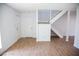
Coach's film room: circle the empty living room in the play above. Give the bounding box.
[0,3,79,56]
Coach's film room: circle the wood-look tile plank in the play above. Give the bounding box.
[2,37,79,56]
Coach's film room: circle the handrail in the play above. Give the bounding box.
[49,10,67,24]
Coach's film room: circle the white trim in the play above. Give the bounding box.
[36,8,38,41]
[66,11,70,41]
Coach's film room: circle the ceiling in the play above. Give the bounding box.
[6,3,78,12]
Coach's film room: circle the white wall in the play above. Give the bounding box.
[38,10,50,23]
[0,4,20,54]
[74,6,79,48]
[0,4,2,49]
[20,11,36,38]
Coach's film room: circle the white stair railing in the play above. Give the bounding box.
[50,10,67,24]
[50,10,67,38]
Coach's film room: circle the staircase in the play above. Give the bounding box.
[38,9,67,39]
[50,10,67,38]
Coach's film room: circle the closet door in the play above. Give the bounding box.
[37,24,51,41]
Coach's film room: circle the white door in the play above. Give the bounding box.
[37,24,51,41]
